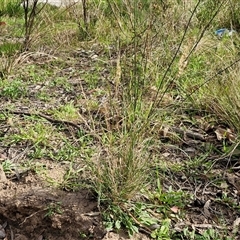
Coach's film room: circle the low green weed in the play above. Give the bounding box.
[45,202,62,218]
[50,77,72,90]
[28,145,47,159]
[0,79,27,99]
[147,177,189,213]
[60,164,86,191]
[51,102,79,122]
[133,202,159,228]
[103,204,138,237]
[181,227,234,240]
[0,42,21,56]
[2,159,15,175]
[151,219,171,240]
[8,120,55,146]
[0,0,23,17]
[48,140,81,162]
[36,91,51,101]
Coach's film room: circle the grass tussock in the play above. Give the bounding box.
[92,133,150,203]
[204,65,240,132]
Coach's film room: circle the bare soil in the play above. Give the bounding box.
[0,171,105,239]
[0,161,151,240]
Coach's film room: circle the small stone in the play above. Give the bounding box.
[90,54,98,60]
[0,229,6,238]
[14,234,28,240]
[0,165,7,183]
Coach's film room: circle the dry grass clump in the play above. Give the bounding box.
[89,132,151,204]
[203,64,240,133]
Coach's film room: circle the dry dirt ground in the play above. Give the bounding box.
[0,172,103,239]
[0,167,150,240]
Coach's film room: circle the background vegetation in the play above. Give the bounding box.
[0,0,240,239]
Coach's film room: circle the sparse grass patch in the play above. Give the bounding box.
[50,77,72,91]
[0,79,27,99]
[0,42,21,56]
[0,0,23,17]
[2,159,16,175]
[203,65,240,133]
[60,163,86,191]
[51,102,79,122]
[9,120,55,146]
[48,139,82,162]
[36,90,51,101]
[1,0,240,239]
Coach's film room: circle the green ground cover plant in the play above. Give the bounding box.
[0,0,240,239]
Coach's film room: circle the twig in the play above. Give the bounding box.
[19,209,45,226]
[4,110,82,130]
[171,127,206,141]
[1,109,102,142]
[9,224,14,240]
[127,211,152,235]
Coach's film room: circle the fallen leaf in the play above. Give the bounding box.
[0,165,7,182]
[215,127,226,141]
[232,217,240,234]
[214,127,236,143]
[162,152,171,158]
[203,200,211,219]
[220,181,228,189]
[7,117,14,126]
[170,206,179,214]
[163,126,170,138]
[0,22,6,26]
